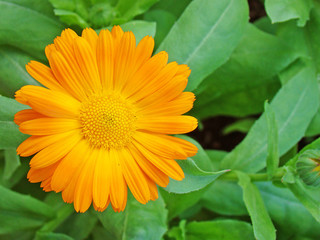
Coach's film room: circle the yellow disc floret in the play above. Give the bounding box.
[80,94,137,149]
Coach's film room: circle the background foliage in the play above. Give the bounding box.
[1,0,320,239]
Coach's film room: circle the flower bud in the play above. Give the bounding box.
[296,149,320,187]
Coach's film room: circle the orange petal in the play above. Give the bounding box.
[17,130,80,157]
[82,28,98,53]
[18,85,81,118]
[131,36,154,74]
[109,148,127,212]
[133,140,185,181]
[97,29,114,91]
[119,148,150,204]
[27,161,60,183]
[14,109,45,126]
[26,61,65,92]
[136,116,198,134]
[29,130,82,169]
[93,148,111,208]
[20,118,81,135]
[133,131,188,159]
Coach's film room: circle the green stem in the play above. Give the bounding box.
[220,167,285,182]
[39,204,74,232]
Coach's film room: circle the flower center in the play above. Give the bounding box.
[80,95,137,149]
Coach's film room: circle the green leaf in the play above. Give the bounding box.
[285,175,320,222]
[0,0,64,60]
[157,0,248,91]
[35,232,73,240]
[201,180,247,216]
[144,9,176,48]
[237,171,276,240]
[114,0,159,24]
[0,185,55,234]
[265,0,313,27]
[222,118,256,135]
[3,149,20,180]
[194,23,298,118]
[0,47,39,97]
[96,193,167,240]
[257,182,320,237]
[167,220,186,240]
[202,180,320,238]
[221,65,319,172]
[0,121,28,150]
[160,187,206,220]
[0,95,29,121]
[55,211,98,240]
[53,9,89,28]
[205,150,228,171]
[165,158,227,194]
[264,101,279,179]
[306,109,320,137]
[182,220,255,240]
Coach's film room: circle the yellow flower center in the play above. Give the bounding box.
[80,95,137,149]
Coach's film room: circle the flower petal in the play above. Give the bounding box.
[20,118,81,135]
[14,109,45,126]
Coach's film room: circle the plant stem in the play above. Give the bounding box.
[220,167,285,182]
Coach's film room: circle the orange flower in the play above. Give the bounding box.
[14,26,198,213]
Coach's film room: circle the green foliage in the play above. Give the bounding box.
[1,0,320,239]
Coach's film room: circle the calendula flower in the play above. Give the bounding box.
[14,26,198,213]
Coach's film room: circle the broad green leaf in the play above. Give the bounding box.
[277,2,320,72]
[0,157,28,188]
[194,78,280,118]
[0,95,28,121]
[205,149,228,172]
[265,0,313,27]
[0,0,64,60]
[114,0,159,24]
[0,121,27,149]
[149,0,191,18]
[201,180,247,216]
[3,149,20,180]
[285,175,320,222]
[55,211,98,240]
[254,16,276,35]
[0,186,55,234]
[144,9,176,48]
[306,110,320,137]
[221,65,319,172]
[35,232,73,240]
[0,47,39,97]
[257,182,320,237]
[237,171,276,240]
[100,20,156,43]
[194,23,298,118]
[165,158,227,194]
[157,0,248,91]
[202,181,320,238]
[264,102,279,179]
[183,220,254,240]
[160,187,206,220]
[96,193,167,240]
[222,118,255,135]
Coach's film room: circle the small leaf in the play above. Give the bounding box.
[157,0,249,91]
[35,232,73,240]
[165,158,227,194]
[0,121,28,150]
[96,193,167,240]
[53,9,90,28]
[0,186,55,234]
[114,0,159,24]
[0,0,64,60]
[0,95,28,121]
[182,220,255,240]
[264,101,279,179]
[237,171,276,240]
[3,149,20,180]
[265,0,313,27]
[222,118,256,135]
